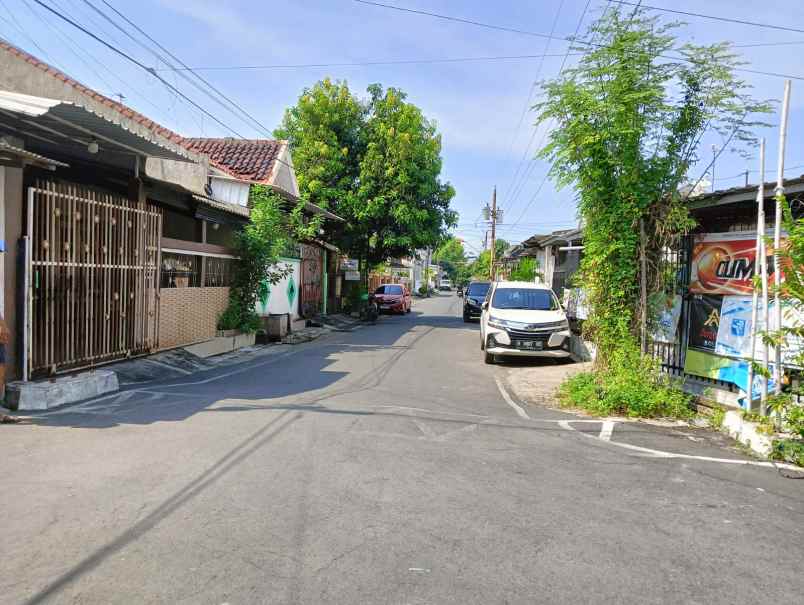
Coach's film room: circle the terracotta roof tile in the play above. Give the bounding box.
[1,39,185,145]
[182,138,285,183]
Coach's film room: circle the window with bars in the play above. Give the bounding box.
[161,253,201,288]
[205,257,236,287]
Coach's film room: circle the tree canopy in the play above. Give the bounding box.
[536,8,770,359]
[276,79,457,272]
[433,237,467,282]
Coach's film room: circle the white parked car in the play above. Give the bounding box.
[479,281,572,364]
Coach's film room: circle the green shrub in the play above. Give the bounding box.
[709,407,726,431]
[559,345,693,419]
[418,284,429,296]
[771,438,804,467]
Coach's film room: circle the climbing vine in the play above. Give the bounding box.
[536,8,770,363]
[217,186,292,333]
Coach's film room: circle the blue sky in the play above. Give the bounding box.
[2,0,803,255]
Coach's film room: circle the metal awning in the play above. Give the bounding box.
[0,90,194,162]
[0,140,68,170]
[192,193,250,220]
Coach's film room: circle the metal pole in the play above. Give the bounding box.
[757,139,770,411]
[711,145,717,192]
[747,228,761,410]
[773,79,791,395]
[489,186,497,281]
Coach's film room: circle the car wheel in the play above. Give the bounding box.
[484,351,495,364]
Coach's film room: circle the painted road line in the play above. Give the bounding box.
[560,420,804,472]
[599,420,615,441]
[494,377,530,420]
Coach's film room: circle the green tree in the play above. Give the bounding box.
[470,239,509,279]
[218,186,292,332]
[536,8,770,361]
[276,80,457,279]
[274,79,364,241]
[433,236,467,282]
[510,257,541,282]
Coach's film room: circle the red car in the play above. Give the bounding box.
[374,284,412,314]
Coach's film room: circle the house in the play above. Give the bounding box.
[502,228,583,295]
[0,40,339,386]
[181,138,344,321]
[647,176,804,406]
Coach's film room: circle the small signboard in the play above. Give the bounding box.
[342,259,359,271]
[344,270,361,281]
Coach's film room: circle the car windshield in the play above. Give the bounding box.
[466,283,490,297]
[376,285,403,295]
[492,288,558,310]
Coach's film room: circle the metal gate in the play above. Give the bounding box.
[647,235,734,390]
[299,243,323,318]
[25,180,161,378]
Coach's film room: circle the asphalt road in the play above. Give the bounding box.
[2,294,803,604]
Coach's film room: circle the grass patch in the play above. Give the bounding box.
[771,438,804,467]
[559,346,693,419]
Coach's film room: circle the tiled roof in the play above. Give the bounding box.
[0,39,184,145]
[181,138,285,183]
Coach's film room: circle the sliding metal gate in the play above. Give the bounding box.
[25,180,162,378]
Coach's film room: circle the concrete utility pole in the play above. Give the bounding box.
[489,186,497,280]
[773,80,791,396]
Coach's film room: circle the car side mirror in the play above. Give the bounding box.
[482,302,488,310]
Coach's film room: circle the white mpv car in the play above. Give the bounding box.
[479,281,572,364]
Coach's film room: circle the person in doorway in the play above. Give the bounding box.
[0,312,19,423]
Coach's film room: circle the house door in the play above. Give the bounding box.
[299,243,323,318]
[25,179,161,378]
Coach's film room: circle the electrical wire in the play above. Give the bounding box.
[31,0,247,138]
[149,52,586,71]
[612,1,804,35]
[498,0,567,213]
[90,0,274,138]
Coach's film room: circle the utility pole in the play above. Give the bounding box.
[773,80,791,397]
[489,186,497,280]
[711,144,718,192]
[482,188,502,280]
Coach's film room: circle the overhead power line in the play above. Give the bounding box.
[612,1,804,35]
[90,0,273,137]
[150,52,586,71]
[353,0,804,83]
[31,0,246,137]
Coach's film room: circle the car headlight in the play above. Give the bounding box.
[487,315,509,329]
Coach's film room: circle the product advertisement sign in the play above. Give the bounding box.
[689,231,782,296]
[687,294,722,352]
[716,295,804,367]
[652,294,682,344]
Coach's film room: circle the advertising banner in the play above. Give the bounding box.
[716,295,804,367]
[688,294,722,352]
[689,231,781,296]
[651,294,682,344]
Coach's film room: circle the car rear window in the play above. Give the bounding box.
[491,288,558,310]
[376,285,403,295]
[467,283,490,297]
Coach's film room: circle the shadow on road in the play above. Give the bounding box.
[30,302,475,430]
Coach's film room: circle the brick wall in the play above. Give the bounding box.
[158,287,229,350]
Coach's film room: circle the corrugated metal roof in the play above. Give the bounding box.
[192,194,250,219]
[0,90,195,162]
[0,140,68,168]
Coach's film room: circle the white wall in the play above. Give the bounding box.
[255,258,301,319]
[210,177,250,207]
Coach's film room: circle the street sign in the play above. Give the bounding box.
[344,270,360,281]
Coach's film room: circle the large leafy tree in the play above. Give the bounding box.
[536,8,770,360]
[276,80,456,275]
[470,239,509,279]
[433,236,467,282]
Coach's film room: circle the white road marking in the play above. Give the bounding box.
[599,420,615,441]
[494,377,530,420]
[560,420,804,471]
